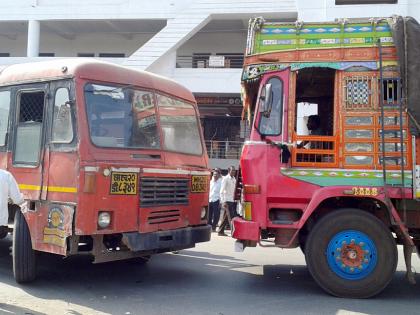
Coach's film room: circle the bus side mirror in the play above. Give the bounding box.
[259,83,273,118]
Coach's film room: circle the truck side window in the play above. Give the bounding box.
[52,88,73,143]
[0,90,11,147]
[258,77,283,136]
[14,91,45,165]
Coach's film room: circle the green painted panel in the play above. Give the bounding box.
[251,21,394,54]
[281,168,412,188]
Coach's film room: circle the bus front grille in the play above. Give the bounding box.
[140,177,189,207]
[147,209,181,225]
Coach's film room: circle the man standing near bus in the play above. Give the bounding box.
[208,168,222,232]
[0,169,24,235]
[218,166,237,236]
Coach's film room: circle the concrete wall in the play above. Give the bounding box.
[0,0,194,20]
[0,33,155,57]
[297,0,418,21]
[177,31,247,56]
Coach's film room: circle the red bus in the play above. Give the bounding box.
[0,59,211,282]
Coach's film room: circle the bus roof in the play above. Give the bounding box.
[0,58,195,103]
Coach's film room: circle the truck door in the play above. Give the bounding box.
[252,69,290,146]
[8,84,49,201]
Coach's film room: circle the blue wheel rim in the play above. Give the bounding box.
[326,230,377,280]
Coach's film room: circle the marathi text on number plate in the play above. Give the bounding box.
[110,172,138,195]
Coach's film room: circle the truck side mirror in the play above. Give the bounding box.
[259,83,273,118]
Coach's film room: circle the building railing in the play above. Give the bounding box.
[205,140,244,159]
[176,54,244,69]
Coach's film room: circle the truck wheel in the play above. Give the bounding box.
[305,209,397,298]
[13,210,37,283]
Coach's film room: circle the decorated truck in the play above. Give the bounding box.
[0,59,211,283]
[233,16,420,298]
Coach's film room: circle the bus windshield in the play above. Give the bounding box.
[84,83,203,155]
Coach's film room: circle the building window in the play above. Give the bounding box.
[336,0,397,4]
[78,53,95,57]
[39,53,55,57]
[98,53,125,58]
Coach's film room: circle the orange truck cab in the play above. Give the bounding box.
[0,59,211,283]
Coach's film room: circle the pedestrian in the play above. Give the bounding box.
[208,168,222,232]
[218,166,237,236]
[0,169,24,236]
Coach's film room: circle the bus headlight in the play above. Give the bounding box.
[200,207,207,220]
[98,211,111,229]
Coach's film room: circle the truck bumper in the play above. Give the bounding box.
[232,217,260,241]
[122,225,211,252]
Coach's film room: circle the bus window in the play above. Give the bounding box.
[14,91,45,165]
[157,94,203,155]
[0,90,10,147]
[52,88,73,143]
[84,83,160,149]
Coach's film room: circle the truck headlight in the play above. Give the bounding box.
[98,211,111,229]
[201,207,207,220]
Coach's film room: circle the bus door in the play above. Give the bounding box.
[8,83,49,201]
[0,87,12,169]
[43,80,77,202]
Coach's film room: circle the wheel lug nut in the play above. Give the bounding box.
[365,250,369,254]
[359,242,365,246]
[342,241,347,245]
[350,267,354,272]
[336,248,341,252]
[364,259,369,263]
[336,256,341,261]
[351,239,355,244]
[341,264,346,268]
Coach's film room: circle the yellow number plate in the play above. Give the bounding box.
[351,187,378,197]
[110,172,138,195]
[191,176,208,193]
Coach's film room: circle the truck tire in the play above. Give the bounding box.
[305,209,397,298]
[13,210,37,283]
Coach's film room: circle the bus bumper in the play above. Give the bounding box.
[232,217,259,241]
[122,225,211,252]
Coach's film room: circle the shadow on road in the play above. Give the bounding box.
[0,303,46,315]
[1,236,420,315]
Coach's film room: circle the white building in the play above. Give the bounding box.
[0,0,418,168]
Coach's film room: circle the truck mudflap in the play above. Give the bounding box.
[232,217,259,241]
[122,225,211,252]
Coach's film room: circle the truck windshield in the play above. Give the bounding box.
[84,84,203,155]
[85,83,160,149]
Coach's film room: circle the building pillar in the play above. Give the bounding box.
[27,20,40,57]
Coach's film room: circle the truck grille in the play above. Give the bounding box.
[140,177,189,207]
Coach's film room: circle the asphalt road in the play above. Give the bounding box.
[0,233,420,315]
